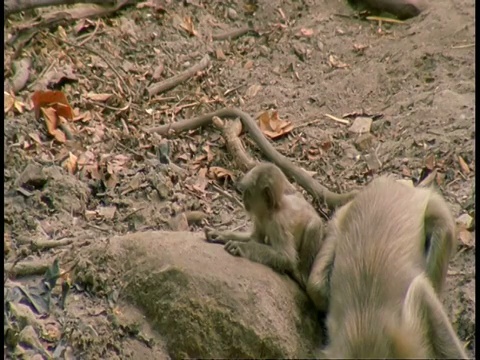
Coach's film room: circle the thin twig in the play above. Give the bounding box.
[324,113,350,125]
[147,54,211,96]
[211,182,243,208]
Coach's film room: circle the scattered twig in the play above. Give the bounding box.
[77,19,101,46]
[147,54,211,97]
[366,16,406,25]
[4,0,115,19]
[212,116,257,172]
[324,113,350,125]
[211,182,243,208]
[295,118,324,129]
[48,33,132,113]
[212,26,256,41]
[451,44,475,49]
[31,238,74,251]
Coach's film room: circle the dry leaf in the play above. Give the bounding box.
[85,93,113,102]
[348,117,372,134]
[63,152,78,174]
[328,55,349,68]
[245,84,262,98]
[180,16,198,36]
[458,156,471,175]
[28,133,43,145]
[4,92,26,114]
[73,111,92,122]
[97,206,117,220]
[458,229,474,248]
[300,28,314,37]
[52,129,67,143]
[257,110,294,139]
[41,107,59,134]
[209,166,234,181]
[244,60,254,70]
[32,90,73,120]
[424,154,436,171]
[353,43,368,53]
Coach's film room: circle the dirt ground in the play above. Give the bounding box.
[4,0,475,358]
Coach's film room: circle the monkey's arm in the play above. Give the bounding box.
[225,239,299,281]
[403,274,468,359]
[204,228,252,244]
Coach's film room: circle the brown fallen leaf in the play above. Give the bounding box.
[257,110,294,139]
[41,107,66,143]
[180,16,198,36]
[300,28,314,37]
[328,54,349,69]
[209,166,234,181]
[4,91,26,114]
[97,206,117,220]
[32,90,73,121]
[63,152,78,174]
[245,84,262,98]
[457,228,474,248]
[458,155,471,175]
[424,154,436,171]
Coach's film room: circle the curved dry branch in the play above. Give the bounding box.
[145,107,358,209]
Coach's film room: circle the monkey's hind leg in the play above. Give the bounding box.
[306,231,336,313]
[402,273,469,359]
[423,192,456,294]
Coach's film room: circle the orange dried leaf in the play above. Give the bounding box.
[32,90,73,120]
[4,92,26,114]
[41,107,59,135]
[458,156,471,175]
[180,16,197,36]
[63,152,78,174]
[52,129,67,143]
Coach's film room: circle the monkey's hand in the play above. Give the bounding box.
[204,228,228,244]
[224,240,248,258]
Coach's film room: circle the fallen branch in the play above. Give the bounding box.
[31,238,74,251]
[5,0,115,19]
[5,259,51,278]
[212,116,257,172]
[147,54,211,97]
[145,108,358,209]
[212,26,256,41]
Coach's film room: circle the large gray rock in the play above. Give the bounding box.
[103,231,321,359]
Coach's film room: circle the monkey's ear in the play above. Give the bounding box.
[262,185,277,209]
[402,274,468,359]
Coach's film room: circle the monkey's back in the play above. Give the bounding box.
[329,177,432,324]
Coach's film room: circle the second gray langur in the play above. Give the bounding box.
[306,176,467,359]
